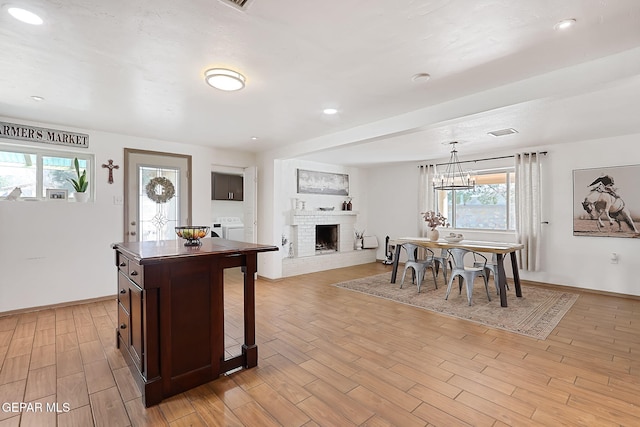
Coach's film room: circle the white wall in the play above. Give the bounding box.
[0,117,255,312]
[365,134,640,296]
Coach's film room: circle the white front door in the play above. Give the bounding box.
[124,149,191,242]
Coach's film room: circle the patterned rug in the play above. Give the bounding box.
[334,272,579,340]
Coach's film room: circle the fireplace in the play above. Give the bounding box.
[316,225,338,253]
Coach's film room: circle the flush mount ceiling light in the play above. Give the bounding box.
[204,68,246,91]
[412,73,431,83]
[7,7,43,25]
[322,108,338,115]
[30,95,45,102]
[433,141,476,191]
[554,18,576,30]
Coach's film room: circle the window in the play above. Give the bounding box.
[0,145,93,200]
[436,168,515,231]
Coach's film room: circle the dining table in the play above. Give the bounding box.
[389,237,524,307]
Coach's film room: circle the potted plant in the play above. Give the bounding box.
[68,157,89,202]
[421,211,449,241]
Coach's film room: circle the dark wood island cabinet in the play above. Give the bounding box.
[112,238,278,407]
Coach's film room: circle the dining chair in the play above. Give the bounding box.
[446,248,491,305]
[400,243,437,293]
[432,248,451,285]
[473,253,509,295]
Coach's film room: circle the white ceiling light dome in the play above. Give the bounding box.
[7,7,43,25]
[204,68,246,91]
[554,18,576,30]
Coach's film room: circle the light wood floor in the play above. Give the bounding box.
[1,262,639,426]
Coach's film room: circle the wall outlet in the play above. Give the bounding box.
[610,253,619,264]
[113,195,124,205]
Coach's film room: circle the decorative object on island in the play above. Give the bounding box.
[175,226,210,246]
[67,157,89,202]
[354,228,365,250]
[112,238,278,407]
[297,169,349,195]
[433,141,476,191]
[422,211,449,241]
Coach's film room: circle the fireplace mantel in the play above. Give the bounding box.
[290,209,358,217]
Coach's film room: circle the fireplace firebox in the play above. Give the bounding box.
[316,225,338,253]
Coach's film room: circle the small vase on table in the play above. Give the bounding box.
[427,228,440,241]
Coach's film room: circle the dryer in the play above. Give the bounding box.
[213,217,244,241]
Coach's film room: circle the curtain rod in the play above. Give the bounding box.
[419,151,547,168]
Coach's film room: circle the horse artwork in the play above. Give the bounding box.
[573,165,640,238]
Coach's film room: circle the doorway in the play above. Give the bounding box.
[124,149,192,242]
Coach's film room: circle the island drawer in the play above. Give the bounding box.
[118,302,130,348]
[117,273,130,313]
[128,261,144,287]
[117,253,129,275]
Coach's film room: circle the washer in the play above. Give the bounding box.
[211,223,222,238]
[214,217,244,241]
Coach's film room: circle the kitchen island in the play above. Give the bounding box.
[112,238,278,407]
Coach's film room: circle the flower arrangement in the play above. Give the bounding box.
[421,211,449,231]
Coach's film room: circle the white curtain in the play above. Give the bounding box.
[515,153,543,271]
[418,165,436,237]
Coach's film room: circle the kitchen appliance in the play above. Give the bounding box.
[211,223,222,237]
[213,217,245,241]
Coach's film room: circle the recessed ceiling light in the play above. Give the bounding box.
[323,108,338,115]
[250,136,258,141]
[554,18,576,30]
[8,7,43,25]
[488,128,518,137]
[412,73,431,83]
[204,68,246,91]
[30,95,45,102]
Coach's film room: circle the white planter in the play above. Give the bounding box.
[73,192,90,203]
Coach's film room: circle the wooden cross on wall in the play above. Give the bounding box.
[102,159,119,184]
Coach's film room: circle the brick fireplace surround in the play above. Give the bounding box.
[282,210,376,277]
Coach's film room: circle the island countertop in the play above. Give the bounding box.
[112,237,278,265]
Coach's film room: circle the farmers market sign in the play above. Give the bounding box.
[0,121,89,148]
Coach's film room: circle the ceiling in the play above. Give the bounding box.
[1,0,640,167]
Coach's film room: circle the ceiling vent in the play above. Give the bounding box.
[218,0,253,11]
[488,128,518,137]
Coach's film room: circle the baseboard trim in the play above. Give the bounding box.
[519,278,640,300]
[0,295,116,318]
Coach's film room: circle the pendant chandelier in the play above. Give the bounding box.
[433,142,476,191]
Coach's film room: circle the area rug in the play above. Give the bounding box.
[334,272,579,340]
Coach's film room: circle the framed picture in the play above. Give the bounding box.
[297,169,349,196]
[573,164,640,238]
[46,189,68,201]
